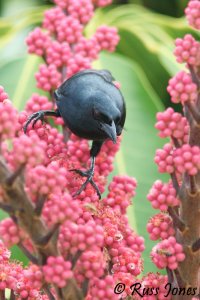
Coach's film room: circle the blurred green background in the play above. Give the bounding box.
[0,0,197,274]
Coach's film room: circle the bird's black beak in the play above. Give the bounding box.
[101,120,117,143]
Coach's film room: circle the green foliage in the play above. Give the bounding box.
[127,0,188,17]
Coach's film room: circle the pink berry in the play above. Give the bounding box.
[0,86,8,102]
[0,100,18,140]
[26,27,50,56]
[155,107,189,143]
[94,25,120,52]
[43,7,66,33]
[185,0,200,30]
[25,93,53,114]
[35,64,61,91]
[147,212,175,240]
[151,237,185,270]
[74,37,100,60]
[92,0,112,7]
[56,16,83,44]
[147,180,180,211]
[43,256,73,288]
[67,0,94,24]
[46,41,72,67]
[154,143,175,174]
[173,144,200,175]
[167,71,197,104]
[174,34,200,66]
[66,54,91,78]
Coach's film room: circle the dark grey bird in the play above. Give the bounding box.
[24,69,126,198]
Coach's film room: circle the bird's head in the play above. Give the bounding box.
[92,104,121,144]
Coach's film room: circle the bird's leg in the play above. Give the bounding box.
[70,141,103,199]
[23,109,61,133]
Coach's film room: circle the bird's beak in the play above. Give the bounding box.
[101,120,117,143]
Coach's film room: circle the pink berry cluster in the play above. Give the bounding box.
[142,273,171,300]
[147,212,175,240]
[74,250,106,283]
[154,143,175,174]
[0,240,43,297]
[26,0,119,87]
[0,239,10,262]
[0,99,18,140]
[173,144,200,175]
[43,256,73,288]
[174,34,200,66]
[58,220,104,256]
[9,133,47,169]
[185,0,200,30]
[25,93,53,114]
[155,107,189,143]
[151,237,185,270]
[42,194,82,225]
[25,161,67,201]
[87,275,118,300]
[35,64,62,91]
[112,248,142,276]
[26,27,50,56]
[103,175,137,213]
[147,180,180,211]
[155,143,200,176]
[0,218,27,248]
[92,0,112,7]
[0,86,8,102]
[167,70,197,104]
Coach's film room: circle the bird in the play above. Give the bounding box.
[24,69,126,198]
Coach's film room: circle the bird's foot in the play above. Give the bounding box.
[70,168,101,199]
[23,111,45,133]
[23,110,60,133]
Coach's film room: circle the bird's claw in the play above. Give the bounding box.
[70,168,101,199]
[23,111,45,133]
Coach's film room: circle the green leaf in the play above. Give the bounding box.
[95,52,168,274]
[0,6,48,50]
[0,54,47,110]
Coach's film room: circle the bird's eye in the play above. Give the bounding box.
[93,108,112,125]
[115,116,120,125]
[100,113,112,125]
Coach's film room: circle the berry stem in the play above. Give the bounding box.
[185,101,200,124]
[189,175,197,195]
[168,207,186,232]
[81,279,89,297]
[174,268,185,288]
[0,291,5,300]
[170,172,180,194]
[36,223,60,247]
[18,241,39,264]
[188,64,200,88]
[171,136,181,148]
[192,237,200,252]
[10,290,16,300]
[5,164,25,186]
[34,195,47,216]
[43,284,56,300]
